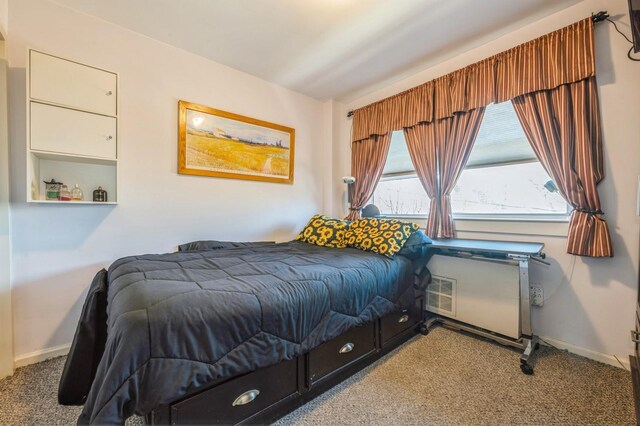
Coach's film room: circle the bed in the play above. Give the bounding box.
[59,239,431,425]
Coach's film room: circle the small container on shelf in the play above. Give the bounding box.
[59,184,71,201]
[71,184,84,201]
[93,186,108,202]
[43,179,63,200]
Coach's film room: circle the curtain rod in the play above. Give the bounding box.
[346,11,608,119]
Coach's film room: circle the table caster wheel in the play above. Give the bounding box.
[419,325,429,336]
[520,363,534,375]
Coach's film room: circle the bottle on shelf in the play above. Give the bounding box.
[43,179,62,200]
[59,184,71,201]
[71,184,84,201]
[93,186,108,202]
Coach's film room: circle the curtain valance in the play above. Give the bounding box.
[351,82,434,145]
[351,18,595,143]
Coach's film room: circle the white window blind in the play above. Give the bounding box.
[381,102,537,174]
[381,131,413,175]
[466,102,537,167]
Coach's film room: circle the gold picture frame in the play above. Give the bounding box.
[178,101,295,184]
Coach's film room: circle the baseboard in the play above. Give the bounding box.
[10,335,631,372]
[539,335,630,371]
[14,343,71,368]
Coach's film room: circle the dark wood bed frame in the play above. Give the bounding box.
[146,291,427,425]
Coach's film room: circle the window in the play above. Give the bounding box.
[374,175,430,215]
[372,102,569,219]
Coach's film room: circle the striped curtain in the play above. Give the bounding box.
[351,19,595,143]
[349,18,611,256]
[352,82,434,144]
[512,77,612,257]
[345,134,392,221]
[404,124,440,237]
[435,108,486,239]
[404,108,486,240]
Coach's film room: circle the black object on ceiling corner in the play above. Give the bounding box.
[592,11,609,23]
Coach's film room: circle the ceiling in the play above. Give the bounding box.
[51,0,583,102]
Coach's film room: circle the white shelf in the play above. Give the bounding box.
[30,150,117,166]
[30,149,118,166]
[30,153,117,204]
[29,200,117,205]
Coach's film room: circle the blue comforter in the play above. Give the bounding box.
[60,241,419,424]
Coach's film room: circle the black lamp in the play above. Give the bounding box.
[362,204,381,218]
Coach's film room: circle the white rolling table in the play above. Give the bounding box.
[422,238,547,375]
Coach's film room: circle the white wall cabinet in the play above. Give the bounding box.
[27,50,118,204]
[30,102,117,159]
[30,50,117,116]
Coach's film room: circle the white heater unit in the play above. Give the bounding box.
[427,254,521,339]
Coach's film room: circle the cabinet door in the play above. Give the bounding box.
[30,50,117,116]
[30,102,117,160]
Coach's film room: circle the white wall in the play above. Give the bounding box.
[7,0,327,360]
[321,99,349,216]
[0,0,7,39]
[0,45,13,378]
[331,100,350,215]
[336,0,640,364]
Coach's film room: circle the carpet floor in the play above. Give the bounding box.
[0,327,635,425]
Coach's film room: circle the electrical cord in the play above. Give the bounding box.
[607,17,633,43]
[541,255,576,304]
[605,17,640,62]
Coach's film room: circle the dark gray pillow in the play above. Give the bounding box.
[397,230,432,259]
[178,240,275,252]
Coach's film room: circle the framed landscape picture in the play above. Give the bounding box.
[178,101,295,184]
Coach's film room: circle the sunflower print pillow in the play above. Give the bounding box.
[345,218,420,258]
[296,214,349,248]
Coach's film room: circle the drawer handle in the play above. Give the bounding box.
[339,342,354,354]
[631,330,640,343]
[232,389,260,406]
[106,136,113,141]
[106,91,113,96]
[398,314,409,324]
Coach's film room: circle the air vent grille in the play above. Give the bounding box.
[427,276,456,316]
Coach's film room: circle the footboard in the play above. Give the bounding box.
[147,293,424,425]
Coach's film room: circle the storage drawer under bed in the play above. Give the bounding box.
[169,358,298,425]
[149,308,423,425]
[308,322,376,384]
[380,297,423,345]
